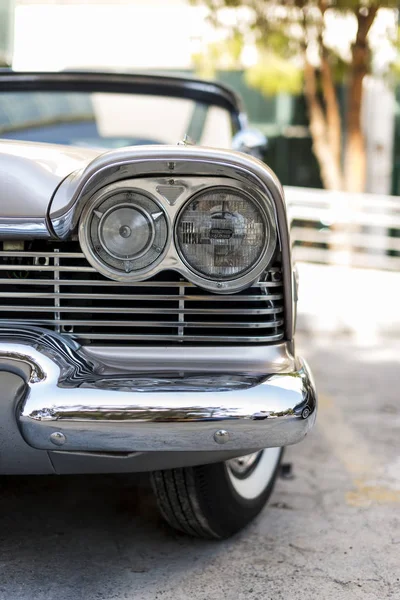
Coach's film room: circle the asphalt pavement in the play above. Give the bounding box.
[0,334,399,600]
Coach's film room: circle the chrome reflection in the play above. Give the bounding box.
[0,217,50,239]
[0,325,317,454]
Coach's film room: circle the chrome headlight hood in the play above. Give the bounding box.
[0,140,100,238]
[49,144,285,238]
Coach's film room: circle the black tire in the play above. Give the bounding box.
[150,448,284,539]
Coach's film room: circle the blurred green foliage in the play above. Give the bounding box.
[190,0,399,94]
[245,52,303,95]
[192,32,244,78]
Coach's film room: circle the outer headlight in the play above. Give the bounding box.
[175,186,276,292]
[79,187,169,281]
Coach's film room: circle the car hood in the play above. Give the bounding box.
[0,140,102,219]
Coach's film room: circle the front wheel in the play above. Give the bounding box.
[150,447,283,539]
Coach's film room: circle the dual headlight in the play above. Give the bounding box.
[79,184,277,293]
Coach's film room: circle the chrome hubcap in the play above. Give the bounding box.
[226,447,281,500]
[226,451,262,477]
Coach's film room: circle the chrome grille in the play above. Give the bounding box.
[0,243,285,344]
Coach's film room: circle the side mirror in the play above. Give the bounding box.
[232,128,268,160]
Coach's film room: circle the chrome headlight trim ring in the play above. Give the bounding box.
[79,184,171,282]
[174,185,277,293]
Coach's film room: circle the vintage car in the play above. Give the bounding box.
[0,71,316,539]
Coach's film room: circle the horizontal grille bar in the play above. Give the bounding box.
[0,251,87,258]
[0,264,95,272]
[0,305,284,315]
[61,332,285,343]
[0,278,282,288]
[21,319,285,329]
[0,246,285,345]
[0,291,284,302]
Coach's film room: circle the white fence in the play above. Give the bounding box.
[285,186,400,271]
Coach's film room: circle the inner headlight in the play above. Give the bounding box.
[175,186,276,287]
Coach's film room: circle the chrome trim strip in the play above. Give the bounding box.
[0,305,283,315]
[0,139,98,235]
[0,217,50,239]
[0,290,283,303]
[8,319,285,329]
[61,332,285,343]
[0,326,316,453]
[0,279,282,288]
[0,264,94,273]
[0,291,283,301]
[81,343,295,374]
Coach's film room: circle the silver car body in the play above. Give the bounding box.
[0,72,316,475]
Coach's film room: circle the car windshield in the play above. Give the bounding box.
[0,91,235,150]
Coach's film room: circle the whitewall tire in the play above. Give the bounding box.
[150,447,283,539]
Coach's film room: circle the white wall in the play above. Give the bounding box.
[296,262,400,342]
[364,78,396,195]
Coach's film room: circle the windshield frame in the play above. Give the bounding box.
[0,70,243,150]
[0,70,243,122]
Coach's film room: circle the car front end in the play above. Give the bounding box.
[0,72,316,538]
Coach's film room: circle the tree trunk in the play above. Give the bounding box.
[304,60,343,190]
[344,126,366,193]
[343,45,367,192]
[321,51,342,169]
[343,6,378,193]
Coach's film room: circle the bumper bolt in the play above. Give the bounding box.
[214,429,230,444]
[50,432,66,446]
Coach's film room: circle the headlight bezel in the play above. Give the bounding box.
[174,184,277,293]
[78,176,277,293]
[79,184,171,282]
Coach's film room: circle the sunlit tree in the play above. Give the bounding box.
[191,1,398,192]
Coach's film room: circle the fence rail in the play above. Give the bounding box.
[285,186,400,270]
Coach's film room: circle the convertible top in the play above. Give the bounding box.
[0,70,244,117]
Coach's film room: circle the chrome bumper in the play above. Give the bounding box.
[0,327,317,454]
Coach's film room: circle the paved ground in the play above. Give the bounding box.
[0,334,399,599]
